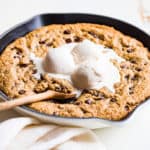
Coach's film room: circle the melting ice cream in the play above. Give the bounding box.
[30,40,124,93]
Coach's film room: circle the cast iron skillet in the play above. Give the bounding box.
[0,13,150,128]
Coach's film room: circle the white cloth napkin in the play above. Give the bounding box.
[0,117,106,150]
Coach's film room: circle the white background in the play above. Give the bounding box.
[0,0,150,150]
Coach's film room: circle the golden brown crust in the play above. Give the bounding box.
[0,23,150,120]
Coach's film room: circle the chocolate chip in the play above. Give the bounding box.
[65,38,72,43]
[88,31,98,38]
[52,80,56,84]
[74,36,82,42]
[39,40,46,44]
[82,89,90,93]
[14,55,20,59]
[120,64,128,69]
[127,49,134,53]
[58,105,64,109]
[98,34,105,40]
[11,48,15,51]
[135,67,142,72]
[16,51,22,55]
[19,64,28,67]
[120,65,125,69]
[32,69,37,74]
[55,87,62,92]
[46,42,53,47]
[15,47,22,54]
[30,60,34,64]
[85,99,93,104]
[125,74,130,80]
[18,90,26,95]
[53,112,58,115]
[129,87,133,90]
[131,74,139,81]
[125,105,129,111]
[130,59,136,64]
[129,87,134,94]
[40,74,44,80]
[63,30,71,34]
[75,101,81,105]
[110,98,117,102]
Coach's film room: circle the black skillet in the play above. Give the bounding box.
[0,13,149,128]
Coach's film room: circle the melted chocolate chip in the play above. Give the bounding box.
[14,55,20,59]
[65,38,72,43]
[53,112,58,115]
[131,74,139,81]
[82,89,90,93]
[125,105,129,111]
[55,87,62,92]
[46,42,53,47]
[129,87,134,94]
[135,67,142,72]
[74,36,82,42]
[32,69,37,74]
[125,74,130,80]
[85,99,93,104]
[130,59,137,64]
[52,80,56,84]
[88,31,98,38]
[39,40,46,44]
[30,60,34,64]
[127,49,134,53]
[63,30,71,34]
[75,101,81,105]
[19,64,28,67]
[40,74,44,80]
[18,90,26,95]
[98,34,105,40]
[120,64,128,69]
[15,47,22,54]
[110,98,117,102]
[129,87,133,90]
[16,51,22,55]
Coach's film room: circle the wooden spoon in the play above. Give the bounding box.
[0,90,76,111]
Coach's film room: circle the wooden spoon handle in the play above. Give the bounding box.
[0,91,75,111]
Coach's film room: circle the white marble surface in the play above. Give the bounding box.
[0,0,150,149]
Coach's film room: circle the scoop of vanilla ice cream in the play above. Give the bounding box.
[43,43,76,74]
[70,40,123,91]
[71,59,101,89]
[30,39,124,93]
[71,56,121,91]
[71,40,102,63]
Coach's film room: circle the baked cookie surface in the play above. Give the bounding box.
[0,23,150,120]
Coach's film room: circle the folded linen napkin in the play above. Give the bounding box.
[0,117,106,150]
